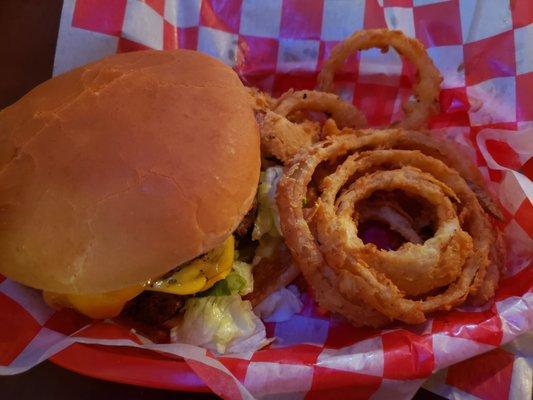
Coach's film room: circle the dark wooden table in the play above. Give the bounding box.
[0,1,443,398]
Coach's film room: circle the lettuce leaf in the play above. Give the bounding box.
[252,166,283,241]
[252,167,284,264]
[170,295,269,354]
[230,261,253,295]
[199,261,253,297]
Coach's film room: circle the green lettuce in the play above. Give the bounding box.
[199,261,253,297]
[252,167,283,241]
[170,295,269,354]
[252,167,284,264]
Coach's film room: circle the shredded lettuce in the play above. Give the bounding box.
[170,295,269,354]
[252,166,283,241]
[171,260,264,354]
[199,261,253,297]
[252,167,284,264]
[231,261,253,295]
[169,168,291,353]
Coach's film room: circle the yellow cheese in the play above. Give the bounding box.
[146,235,234,295]
[43,285,144,319]
[43,235,235,319]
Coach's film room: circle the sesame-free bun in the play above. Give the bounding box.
[0,50,260,294]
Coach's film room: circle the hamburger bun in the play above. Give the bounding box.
[0,50,260,294]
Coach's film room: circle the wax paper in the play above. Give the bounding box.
[1,1,532,399]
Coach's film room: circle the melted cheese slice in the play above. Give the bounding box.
[43,236,235,319]
[146,235,234,295]
[43,285,144,319]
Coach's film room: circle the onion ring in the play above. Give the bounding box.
[248,87,276,112]
[318,29,442,129]
[259,90,367,163]
[277,128,503,326]
[469,228,506,305]
[274,90,367,129]
[259,110,320,163]
[325,124,502,220]
[317,157,473,297]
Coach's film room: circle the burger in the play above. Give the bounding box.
[0,50,270,353]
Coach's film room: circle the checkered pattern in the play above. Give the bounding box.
[2,0,532,399]
[424,331,533,400]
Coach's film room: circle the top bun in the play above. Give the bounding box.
[0,50,260,294]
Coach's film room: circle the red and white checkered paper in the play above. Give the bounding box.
[1,1,532,399]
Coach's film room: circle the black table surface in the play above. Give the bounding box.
[0,1,445,398]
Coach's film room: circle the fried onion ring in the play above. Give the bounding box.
[274,90,367,129]
[248,87,276,112]
[325,123,502,220]
[318,29,442,129]
[258,90,367,163]
[317,156,473,297]
[277,129,503,326]
[259,110,320,163]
